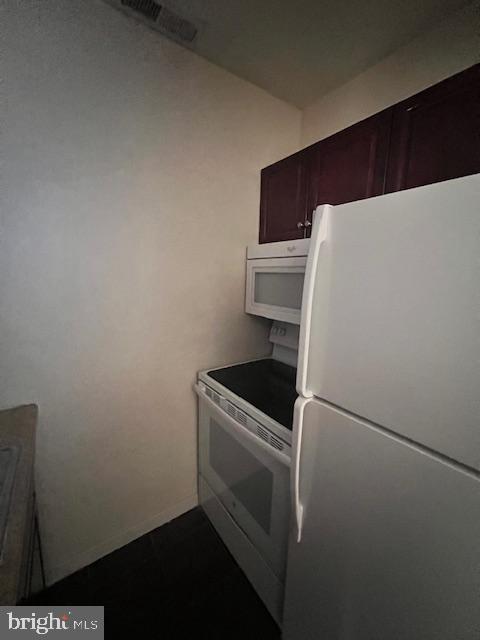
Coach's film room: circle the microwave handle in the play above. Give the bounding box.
[296,204,331,397]
[194,384,291,467]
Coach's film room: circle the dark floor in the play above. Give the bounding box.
[28,507,281,639]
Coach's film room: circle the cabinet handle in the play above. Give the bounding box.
[304,220,312,228]
[297,221,305,229]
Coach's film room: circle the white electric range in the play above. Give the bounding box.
[195,322,299,624]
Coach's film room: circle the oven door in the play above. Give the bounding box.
[245,257,306,325]
[196,383,291,581]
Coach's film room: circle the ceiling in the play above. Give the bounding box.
[142,0,469,107]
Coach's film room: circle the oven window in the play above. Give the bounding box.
[210,419,273,534]
[254,271,304,309]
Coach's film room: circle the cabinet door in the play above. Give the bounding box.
[305,111,391,234]
[259,154,307,243]
[386,64,480,193]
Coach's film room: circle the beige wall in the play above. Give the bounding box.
[301,1,480,146]
[0,0,300,583]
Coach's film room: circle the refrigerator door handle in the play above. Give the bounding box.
[292,396,309,543]
[297,204,331,397]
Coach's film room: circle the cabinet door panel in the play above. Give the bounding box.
[259,155,307,243]
[386,64,480,192]
[306,111,391,233]
[259,65,479,245]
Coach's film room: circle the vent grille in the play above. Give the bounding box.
[227,403,248,429]
[118,0,197,43]
[121,0,160,21]
[257,426,269,443]
[202,385,288,455]
[270,436,284,452]
[236,410,247,427]
[157,6,197,43]
[256,426,285,451]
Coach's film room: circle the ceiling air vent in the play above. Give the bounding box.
[121,0,160,21]
[110,1,199,45]
[156,6,197,43]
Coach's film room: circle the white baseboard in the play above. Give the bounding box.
[47,493,198,586]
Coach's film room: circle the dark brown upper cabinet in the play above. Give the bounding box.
[305,111,392,235]
[258,64,479,244]
[385,64,480,193]
[259,112,390,243]
[259,152,308,243]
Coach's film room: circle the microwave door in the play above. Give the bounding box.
[245,257,306,325]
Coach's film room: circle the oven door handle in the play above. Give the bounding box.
[194,384,291,468]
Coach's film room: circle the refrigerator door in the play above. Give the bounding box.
[284,397,480,640]
[298,174,480,470]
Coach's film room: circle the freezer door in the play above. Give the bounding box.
[283,398,480,640]
[298,174,480,470]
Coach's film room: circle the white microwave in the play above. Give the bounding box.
[245,238,310,325]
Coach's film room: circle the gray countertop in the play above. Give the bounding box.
[0,404,37,604]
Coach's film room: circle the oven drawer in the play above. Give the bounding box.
[199,475,284,625]
[195,383,291,581]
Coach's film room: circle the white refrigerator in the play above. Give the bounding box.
[283,174,480,640]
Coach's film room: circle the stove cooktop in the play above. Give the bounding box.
[207,358,297,430]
